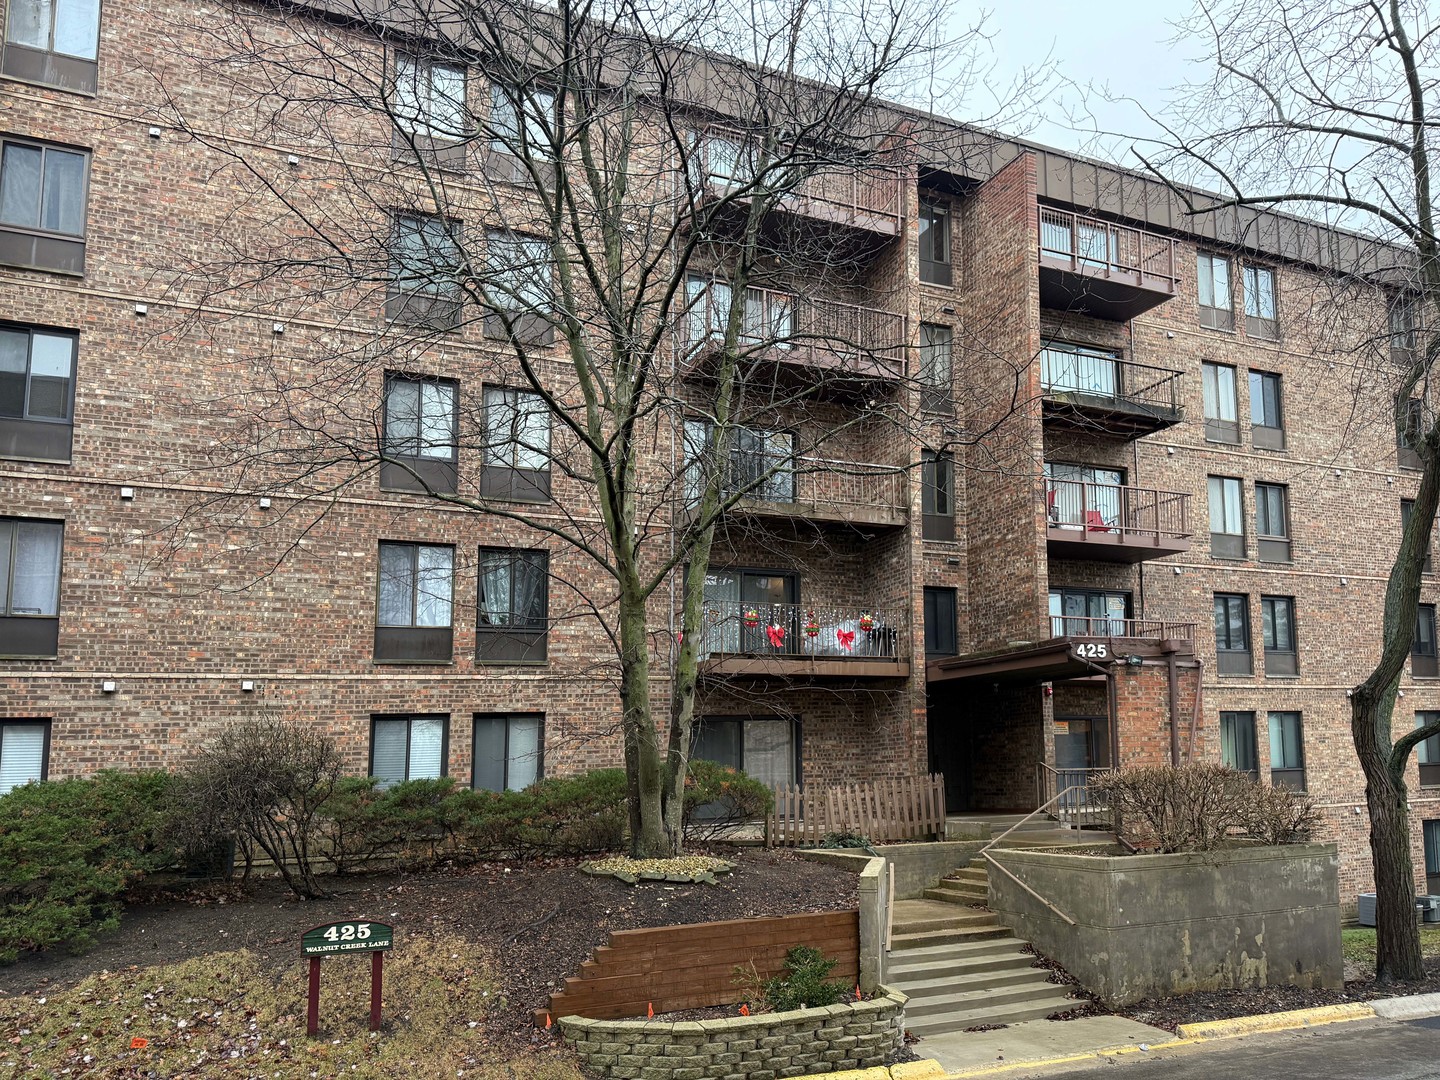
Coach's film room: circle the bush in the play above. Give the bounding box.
[820,829,874,849]
[759,946,848,1012]
[0,771,180,963]
[175,718,341,899]
[683,759,775,840]
[318,777,406,874]
[1092,763,1320,853]
[453,770,628,857]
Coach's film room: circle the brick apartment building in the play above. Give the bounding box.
[0,0,1437,900]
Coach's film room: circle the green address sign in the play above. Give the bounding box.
[301,920,394,957]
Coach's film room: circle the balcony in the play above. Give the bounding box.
[712,452,908,530]
[696,598,910,679]
[683,283,908,382]
[1037,207,1179,320]
[1040,345,1183,437]
[1048,615,1196,643]
[1044,478,1191,563]
[694,128,905,239]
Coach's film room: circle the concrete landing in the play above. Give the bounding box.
[918,1015,1174,1074]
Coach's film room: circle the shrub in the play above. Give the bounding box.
[820,829,874,849]
[0,770,180,963]
[176,718,341,899]
[1092,763,1320,853]
[318,777,406,874]
[683,759,775,840]
[760,945,848,1012]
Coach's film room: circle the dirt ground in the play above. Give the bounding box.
[0,848,858,1051]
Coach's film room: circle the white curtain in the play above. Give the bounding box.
[371,719,409,788]
[53,0,99,58]
[407,717,444,778]
[507,716,541,789]
[41,148,85,235]
[0,725,45,794]
[414,546,452,627]
[742,720,794,789]
[12,522,61,616]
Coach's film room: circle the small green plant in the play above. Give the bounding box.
[760,945,847,1012]
[820,829,873,849]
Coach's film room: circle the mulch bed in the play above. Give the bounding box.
[0,847,858,1054]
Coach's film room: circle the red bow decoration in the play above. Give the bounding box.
[837,629,856,651]
[766,624,786,648]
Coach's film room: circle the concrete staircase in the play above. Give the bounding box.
[887,863,1077,1036]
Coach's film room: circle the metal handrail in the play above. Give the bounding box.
[1044,478,1191,544]
[1039,348,1183,416]
[1037,206,1178,286]
[975,786,1098,928]
[1047,616,1197,640]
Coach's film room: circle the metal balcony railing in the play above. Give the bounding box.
[1040,347,1182,419]
[697,599,908,662]
[1047,616,1196,640]
[718,450,906,518]
[1044,478,1191,545]
[1038,207,1178,287]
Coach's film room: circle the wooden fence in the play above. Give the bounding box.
[766,774,946,847]
[533,910,859,1024]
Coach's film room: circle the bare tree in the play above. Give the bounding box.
[1126,0,1440,980]
[126,0,1030,857]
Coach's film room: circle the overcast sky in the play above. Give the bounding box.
[947,0,1201,161]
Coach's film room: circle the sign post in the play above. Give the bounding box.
[300,920,395,1036]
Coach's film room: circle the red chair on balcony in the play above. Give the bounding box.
[1084,510,1113,533]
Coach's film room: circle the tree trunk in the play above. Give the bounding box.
[619,584,673,858]
[1354,695,1425,981]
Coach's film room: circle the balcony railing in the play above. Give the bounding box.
[715,450,907,525]
[1037,207,1179,320]
[684,282,908,377]
[1040,347,1183,434]
[695,128,905,234]
[697,599,908,663]
[1044,478,1191,561]
[1047,616,1196,640]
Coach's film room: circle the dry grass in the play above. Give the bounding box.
[1,929,583,1079]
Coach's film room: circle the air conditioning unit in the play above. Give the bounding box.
[1358,892,1434,925]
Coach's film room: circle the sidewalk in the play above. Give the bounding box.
[906,991,1440,1077]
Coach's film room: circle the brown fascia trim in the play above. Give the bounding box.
[245,0,1412,280]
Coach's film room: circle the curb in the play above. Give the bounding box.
[828,1060,948,1080]
[1370,991,1440,1021]
[1174,1002,1376,1039]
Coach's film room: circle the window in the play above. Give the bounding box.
[473,713,542,791]
[923,587,957,658]
[370,714,447,788]
[482,230,553,343]
[1044,462,1123,531]
[1220,711,1258,778]
[1255,483,1290,562]
[1040,340,1119,399]
[481,386,550,501]
[1267,711,1305,790]
[1242,265,1278,339]
[477,548,548,663]
[1248,370,1284,449]
[693,716,797,791]
[1414,603,1438,678]
[918,198,951,286]
[0,324,75,461]
[1196,252,1234,330]
[0,517,61,657]
[1208,476,1245,559]
[681,419,794,505]
[387,213,463,329]
[486,82,556,183]
[1426,819,1440,894]
[1390,291,1418,356]
[1399,397,1425,470]
[0,719,48,793]
[1201,362,1239,443]
[921,449,954,541]
[1402,499,1433,573]
[3,0,99,93]
[1261,595,1298,676]
[1416,712,1440,787]
[0,137,88,274]
[918,323,953,413]
[392,52,466,167]
[1213,593,1251,675]
[1049,588,1129,637]
[374,542,453,662]
[380,373,457,494]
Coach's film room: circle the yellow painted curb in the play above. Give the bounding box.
[890,1061,949,1080]
[1175,1002,1376,1040]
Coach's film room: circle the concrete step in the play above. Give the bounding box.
[891,965,1051,1000]
[947,866,989,883]
[887,947,1035,983]
[889,924,1012,949]
[922,885,987,904]
[902,975,1064,1017]
[886,936,1027,967]
[889,900,1002,934]
[903,991,1081,1036]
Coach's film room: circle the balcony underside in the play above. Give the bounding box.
[727,496,908,531]
[1046,527,1190,563]
[700,654,911,680]
[686,342,905,386]
[1038,261,1176,321]
[1041,393,1183,438]
[699,187,902,246]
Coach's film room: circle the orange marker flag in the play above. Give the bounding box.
[855,985,862,1001]
[129,1037,149,1050]
[545,1013,552,1029]
[738,1004,750,1016]
[647,1002,655,1018]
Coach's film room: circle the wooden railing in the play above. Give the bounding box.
[1044,478,1191,544]
[1035,763,1114,832]
[1048,616,1196,641]
[1037,207,1178,287]
[697,598,908,662]
[766,774,946,847]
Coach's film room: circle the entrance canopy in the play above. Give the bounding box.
[927,634,1194,686]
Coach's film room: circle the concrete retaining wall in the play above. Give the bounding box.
[987,843,1344,1006]
[873,841,986,898]
[558,988,908,1079]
